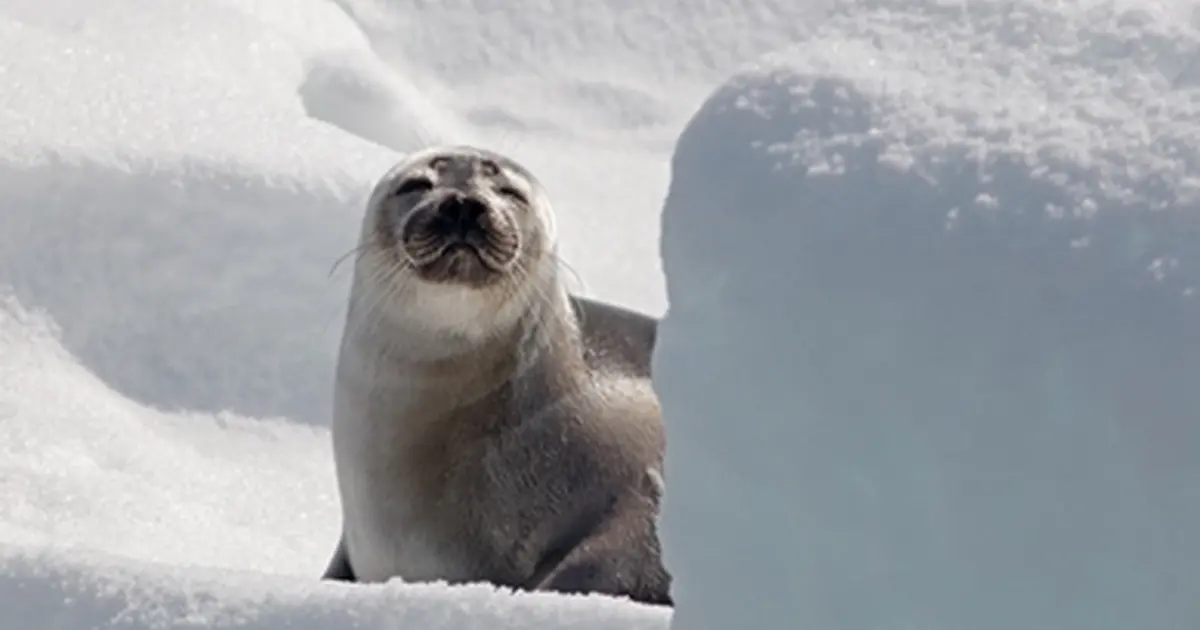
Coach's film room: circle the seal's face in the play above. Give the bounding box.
[352,146,557,343]
[374,148,538,288]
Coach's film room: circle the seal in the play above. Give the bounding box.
[320,145,673,607]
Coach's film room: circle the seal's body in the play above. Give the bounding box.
[322,146,672,607]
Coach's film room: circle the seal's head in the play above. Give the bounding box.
[374,146,551,286]
[353,145,561,343]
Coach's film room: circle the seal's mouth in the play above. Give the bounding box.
[399,193,520,285]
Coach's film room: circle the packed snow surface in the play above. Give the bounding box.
[4,0,1198,627]
[655,1,1200,629]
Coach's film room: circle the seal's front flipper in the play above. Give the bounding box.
[531,496,673,607]
[321,534,357,582]
[534,535,673,607]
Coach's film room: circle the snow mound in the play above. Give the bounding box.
[298,48,456,152]
[656,1,1200,628]
[0,0,409,168]
[0,0,424,424]
[0,295,337,576]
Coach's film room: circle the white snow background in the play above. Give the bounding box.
[2,0,1199,628]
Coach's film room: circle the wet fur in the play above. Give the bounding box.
[322,146,672,607]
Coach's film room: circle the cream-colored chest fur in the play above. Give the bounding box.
[330,345,478,585]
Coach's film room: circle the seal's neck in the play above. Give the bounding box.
[344,272,580,382]
[336,272,591,438]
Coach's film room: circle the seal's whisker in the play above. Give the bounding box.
[328,242,373,280]
[550,251,586,296]
[503,259,560,380]
[347,257,385,323]
[351,252,410,338]
[510,258,560,347]
[365,258,413,338]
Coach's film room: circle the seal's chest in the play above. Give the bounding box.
[343,471,474,584]
[332,372,534,584]
[333,409,475,583]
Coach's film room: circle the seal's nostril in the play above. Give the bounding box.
[437,196,488,236]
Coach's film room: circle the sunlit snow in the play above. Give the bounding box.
[3,0,1198,628]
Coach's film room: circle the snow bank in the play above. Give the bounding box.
[656,1,1200,628]
[0,0,431,425]
[0,545,669,630]
[0,294,339,573]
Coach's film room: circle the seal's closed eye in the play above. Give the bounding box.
[497,186,528,204]
[393,177,433,197]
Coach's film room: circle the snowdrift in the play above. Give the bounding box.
[0,0,411,426]
[655,1,1200,629]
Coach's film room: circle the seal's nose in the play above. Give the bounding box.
[435,194,488,238]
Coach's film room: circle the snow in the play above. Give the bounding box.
[0,544,668,630]
[655,1,1200,629]
[4,0,1199,626]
